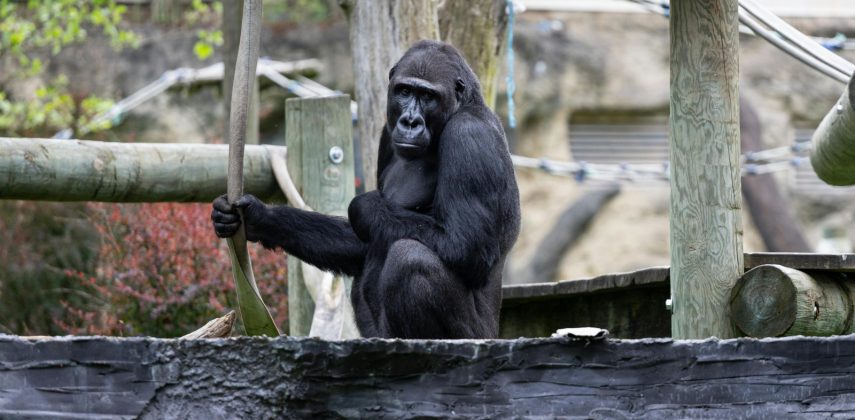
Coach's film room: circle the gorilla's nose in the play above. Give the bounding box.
[397,114,425,137]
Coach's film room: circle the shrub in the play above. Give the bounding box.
[58,202,288,337]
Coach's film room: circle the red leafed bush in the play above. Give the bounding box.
[58,202,288,337]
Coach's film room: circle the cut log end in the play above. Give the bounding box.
[730,265,798,337]
[731,265,852,337]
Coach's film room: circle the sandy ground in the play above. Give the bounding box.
[508,168,767,282]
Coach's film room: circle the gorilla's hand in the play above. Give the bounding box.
[211,194,269,242]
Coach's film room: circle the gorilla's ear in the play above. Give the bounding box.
[389,65,398,80]
[455,78,466,100]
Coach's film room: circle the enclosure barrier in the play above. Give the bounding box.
[0,138,285,203]
[3,334,855,418]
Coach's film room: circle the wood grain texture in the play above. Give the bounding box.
[340,0,439,191]
[438,0,508,109]
[731,265,854,337]
[6,335,855,418]
[669,0,743,339]
[810,75,855,186]
[285,96,355,336]
[0,137,284,202]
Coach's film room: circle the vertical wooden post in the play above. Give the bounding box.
[669,0,743,339]
[285,95,355,336]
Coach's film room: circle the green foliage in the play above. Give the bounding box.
[0,75,114,136]
[0,0,139,72]
[186,0,224,61]
[0,0,138,136]
[0,201,99,335]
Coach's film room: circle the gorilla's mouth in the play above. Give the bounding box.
[394,142,422,150]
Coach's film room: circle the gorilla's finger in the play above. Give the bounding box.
[213,221,240,238]
[212,194,234,213]
[211,210,239,224]
[234,194,260,209]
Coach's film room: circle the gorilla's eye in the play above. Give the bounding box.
[400,87,412,97]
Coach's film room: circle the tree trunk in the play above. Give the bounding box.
[439,0,508,109]
[740,97,811,252]
[339,0,440,191]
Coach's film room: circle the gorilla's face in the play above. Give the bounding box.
[387,47,466,160]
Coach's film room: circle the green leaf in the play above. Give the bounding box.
[193,41,213,60]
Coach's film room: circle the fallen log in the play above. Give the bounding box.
[0,137,284,202]
[730,264,855,337]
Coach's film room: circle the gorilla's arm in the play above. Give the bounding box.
[213,195,367,276]
[350,112,512,288]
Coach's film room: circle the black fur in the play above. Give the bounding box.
[212,40,520,339]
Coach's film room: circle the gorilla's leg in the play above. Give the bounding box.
[378,239,487,339]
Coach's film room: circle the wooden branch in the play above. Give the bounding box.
[225,0,279,337]
[730,264,854,337]
[181,311,236,339]
[810,75,855,186]
[668,0,743,339]
[740,96,811,252]
[0,137,284,202]
[509,184,620,285]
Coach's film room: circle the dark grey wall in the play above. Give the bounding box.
[3,334,855,418]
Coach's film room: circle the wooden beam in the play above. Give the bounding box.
[668,0,743,339]
[0,137,283,202]
[810,75,855,186]
[285,95,355,336]
[730,264,855,337]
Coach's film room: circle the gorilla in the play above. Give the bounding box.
[212,40,520,339]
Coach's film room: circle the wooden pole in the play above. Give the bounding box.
[0,137,284,202]
[669,0,743,339]
[810,75,855,186]
[730,264,854,337]
[285,95,355,336]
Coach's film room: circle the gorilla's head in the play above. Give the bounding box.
[386,40,482,159]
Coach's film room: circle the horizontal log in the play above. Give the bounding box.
[810,75,855,186]
[730,264,855,337]
[0,137,285,202]
[4,335,855,417]
[745,252,855,272]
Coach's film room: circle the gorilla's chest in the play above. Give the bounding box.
[380,159,437,212]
